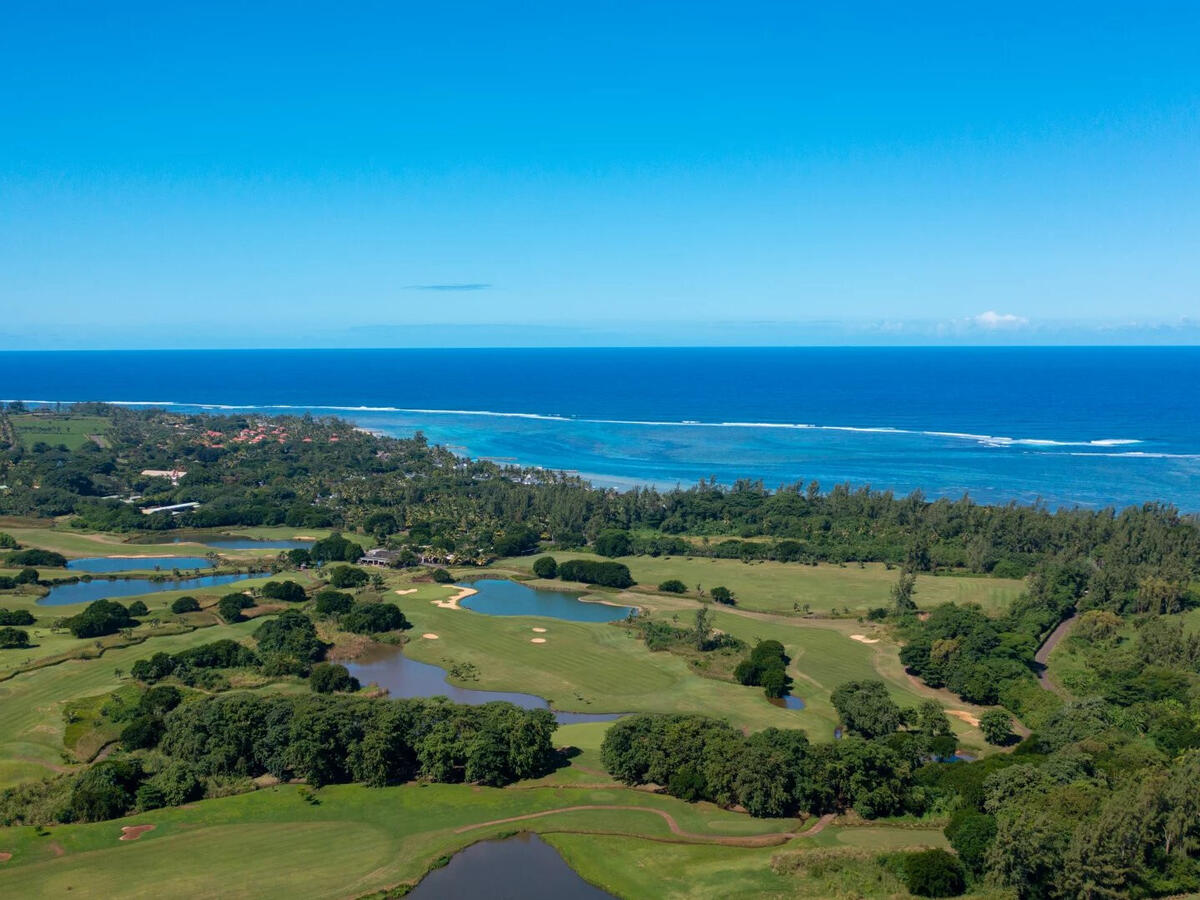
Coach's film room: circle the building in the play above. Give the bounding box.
[357,548,402,567]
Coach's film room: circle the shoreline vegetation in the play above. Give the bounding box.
[1,403,1199,898]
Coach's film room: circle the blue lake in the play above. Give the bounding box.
[345,646,623,725]
[408,833,613,899]
[460,579,635,622]
[770,694,805,710]
[39,572,259,607]
[66,556,214,573]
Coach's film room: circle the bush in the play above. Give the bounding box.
[216,594,250,623]
[309,533,361,563]
[6,549,67,568]
[314,589,354,617]
[309,662,360,693]
[944,809,996,875]
[170,596,200,614]
[261,580,307,603]
[0,608,35,626]
[658,579,687,593]
[0,627,30,648]
[342,602,410,634]
[66,599,135,638]
[0,532,18,549]
[145,761,203,807]
[131,652,176,682]
[14,567,39,585]
[328,565,369,589]
[68,759,144,823]
[254,609,325,672]
[532,556,558,579]
[120,715,164,749]
[430,567,454,584]
[710,585,734,605]
[127,600,149,617]
[979,709,1012,745]
[557,559,634,589]
[902,849,966,897]
[734,639,791,699]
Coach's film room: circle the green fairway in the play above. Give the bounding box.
[2,526,349,561]
[7,415,110,451]
[497,552,1025,617]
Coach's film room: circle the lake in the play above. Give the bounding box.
[66,556,214,573]
[344,645,622,725]
[407,833,613,899]
[39,572,259,606]
[460,579,635,622]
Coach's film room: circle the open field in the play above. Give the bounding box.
[2,526,355,561]
[7,415,110,451]
[496,552,1025,617]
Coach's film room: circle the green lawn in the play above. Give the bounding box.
[8,415,110,451]
[2,526,351,561]
[497,552,1025,617]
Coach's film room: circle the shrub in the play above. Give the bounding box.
[314,589,354,617]
[66,599,135,638]
[557,559,634,589]
[328,565,369,589]
[944,808,996,875]
[710,585,735,605]
[127,600,149,617]
[430,567,454,584]
[658,579,687,593]
[261,580,307,603]
[254,609,325,672]
[0,532,18,549]
[0,608,35,626]
[342,602,410,634]
[170,596,200,614]
[145,761,203,807]
[120,715,164,750]
[0,627,30,648]
[67,759,144,823]
[309,662,360,693]
[532,556,558,579]
[902,849,966,897]
[216,594,248,623]
[131,652,176,682]
[979,709,1012,745]
[6,549,67,568]
[15,568,39,585]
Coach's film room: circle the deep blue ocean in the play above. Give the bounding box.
[3,348,1198,511]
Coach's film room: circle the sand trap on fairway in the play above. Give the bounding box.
[948,709,981,727]
[119,824,156,841]
[421,633,439,640]
[0,852,11,862]
[532,627,547,633]
[849,634,880,644]
[395,588,418,595]
[530,637,546,643]
[432,586,477,609]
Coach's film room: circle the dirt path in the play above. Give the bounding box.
[1035,612,1077,695]
[454,804,805,847]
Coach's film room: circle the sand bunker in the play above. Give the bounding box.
[119,824,156,841]
[394,588,418,595]
[530,638,547,644]
[0,852,11,862]
[849,634,880,644]
[431,586,477,609]
[421,633,440,640]
[532,627,547,633]
[948,710,981,727]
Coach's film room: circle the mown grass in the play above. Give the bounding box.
[8,415,110,451]
[497,552,1025,616]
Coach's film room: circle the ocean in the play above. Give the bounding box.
[3,347,1198,511]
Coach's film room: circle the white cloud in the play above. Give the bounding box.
[972,310,1029,329]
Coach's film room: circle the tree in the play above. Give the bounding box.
[658,579,687,593]
[342,602,410,634]
[261,580,307,603]
[68,759,144,822]
[915,700,952,737]
[980,709,1012,745]
[903,849,965,897]
[890,569,918,615]
[944,809,997,875]
[830,680,902,739]
[0,626,30,648]
[328,565,369,589]
[254,609,325,672]
[217,594,250,623]
[66,599,135,638]
[170,596,200,614]
[127,600,149,617]
[593,529,632,558]
[710,585,735,605]
[430,567,454,584]
[314,589,354,617]
[693,606,713,650]
[0,608,35,626]
[532,556,558,579]
[309,662,360,693]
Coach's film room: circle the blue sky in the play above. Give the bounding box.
[2,1,1198,348]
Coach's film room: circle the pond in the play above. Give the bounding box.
[768,694,806,710]
[66,556,214,573]
[408,833,613,900]
[39,572,260,607]
[459,579,635,622]
[344,645,622,725]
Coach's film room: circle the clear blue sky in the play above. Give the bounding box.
[2,1,1198,347]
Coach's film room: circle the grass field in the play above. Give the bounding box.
[497,552,1025,617]
[2,526,352,561]
[7,415,110,451]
